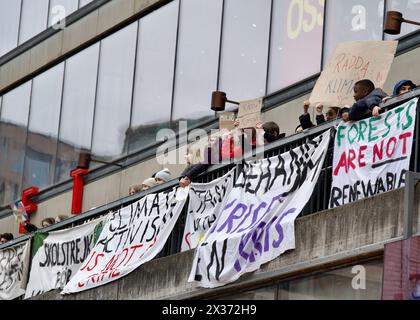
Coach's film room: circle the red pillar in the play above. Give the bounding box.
[19,187,39,234]
[70,168,89,215]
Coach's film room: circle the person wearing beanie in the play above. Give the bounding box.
[141,177,157,191]
[155,168,172,184]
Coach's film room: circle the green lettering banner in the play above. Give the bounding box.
[330,98,418,208]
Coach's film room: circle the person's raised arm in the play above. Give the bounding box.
[315,103,326,125]
[299,100,315,129]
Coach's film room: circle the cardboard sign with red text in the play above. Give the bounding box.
[310,41,397,107]
[330,98,418,208]
[61,188,186,294]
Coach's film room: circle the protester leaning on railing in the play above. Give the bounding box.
[298,79,417,130]
[340,79,388,122]
[382,80,417,103]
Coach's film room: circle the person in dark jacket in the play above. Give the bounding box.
[392,79,417,97]
[382,80,417,103]
[21,217,57,234]
[22,221,38,233]
[341,79,388,122]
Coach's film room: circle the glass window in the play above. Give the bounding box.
[172,0,222,122]
[268,0,324,93]
[0,81,32,205]
[24,147,53,190]
[79,0,93,8]
[218,0,271,104]
[0,0,21,57]
[323,0,384,65]
[55,44,99,183]
[19,0,49,44]
[278,260,383,300]
[91,23,137,162]
[0,82,31,128]
[23,63,64,189]
[129,1,179,153]
[48,0,79,27]
[385,0,420,39]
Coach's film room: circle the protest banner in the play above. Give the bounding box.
[181,169,235,252]
[0,240,31,300]
[62,188,186,294]
[238,98,263,129]
[188,130,330,288]
[330,98,418,208]
[310,41,397,107]
[24,217,105,299]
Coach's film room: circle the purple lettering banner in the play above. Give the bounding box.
[188,130,331,288]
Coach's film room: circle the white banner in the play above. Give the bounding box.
[181,169,235,252]
[62,188,186,294]
[188,130,331,288]
[330,98,418,208]
[24,217,105,299]
[0,240,31,300]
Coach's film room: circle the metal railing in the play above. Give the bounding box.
[1,90,420,258]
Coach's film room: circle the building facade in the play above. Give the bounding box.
[1,0,420,300]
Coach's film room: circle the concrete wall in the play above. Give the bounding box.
[31,185,420,300]
[0,215,19,236]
